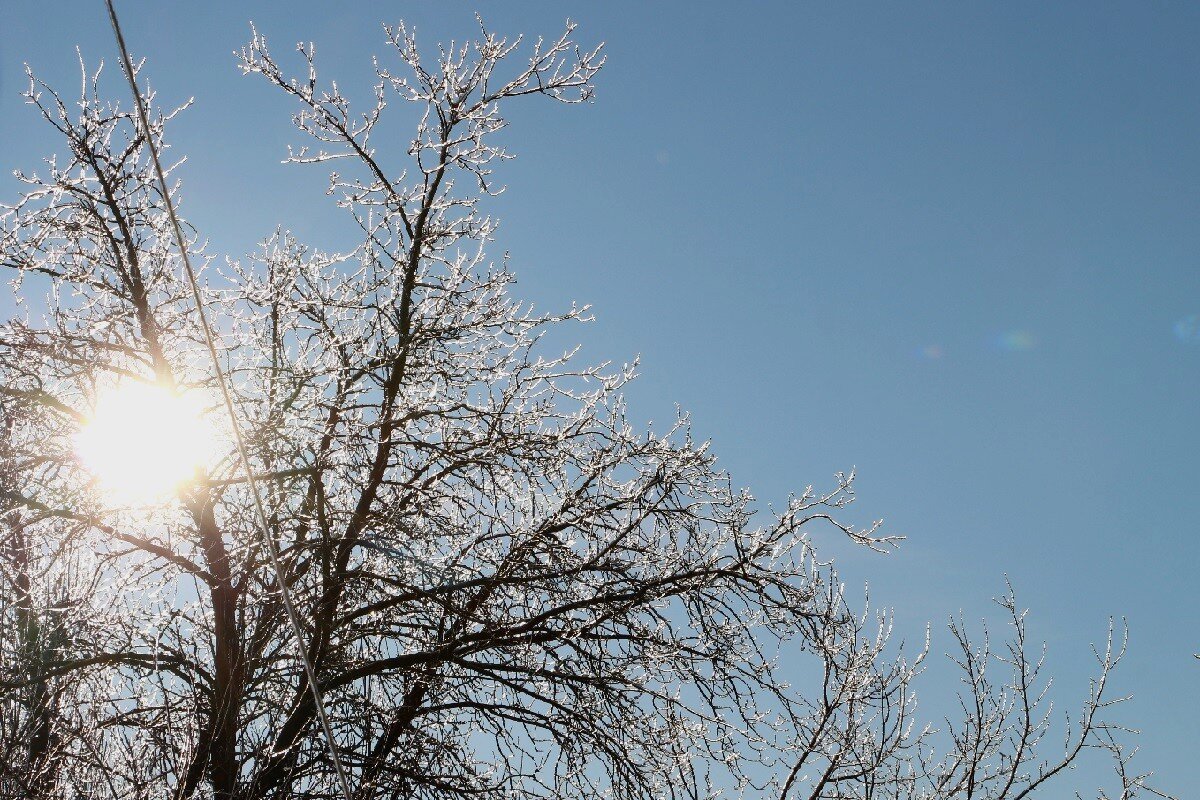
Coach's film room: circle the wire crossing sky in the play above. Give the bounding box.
[100,2,355,797]
[2,1,1197,792]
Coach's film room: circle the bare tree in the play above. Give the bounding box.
[0,15,1170,800]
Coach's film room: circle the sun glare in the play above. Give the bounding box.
[76,381,216,503]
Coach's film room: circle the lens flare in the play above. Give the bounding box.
[994,330,1036,352]
[1174,315,1200,343]
[76,381,216,502]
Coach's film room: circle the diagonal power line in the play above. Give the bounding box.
[102,2,356,798]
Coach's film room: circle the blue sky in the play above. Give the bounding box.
[3,1,1197,792]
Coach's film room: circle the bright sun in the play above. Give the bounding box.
[76,381,216,503]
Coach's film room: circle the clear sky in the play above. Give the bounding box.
[3,1,1197,793]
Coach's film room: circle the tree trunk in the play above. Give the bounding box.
[193,495,241,799]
